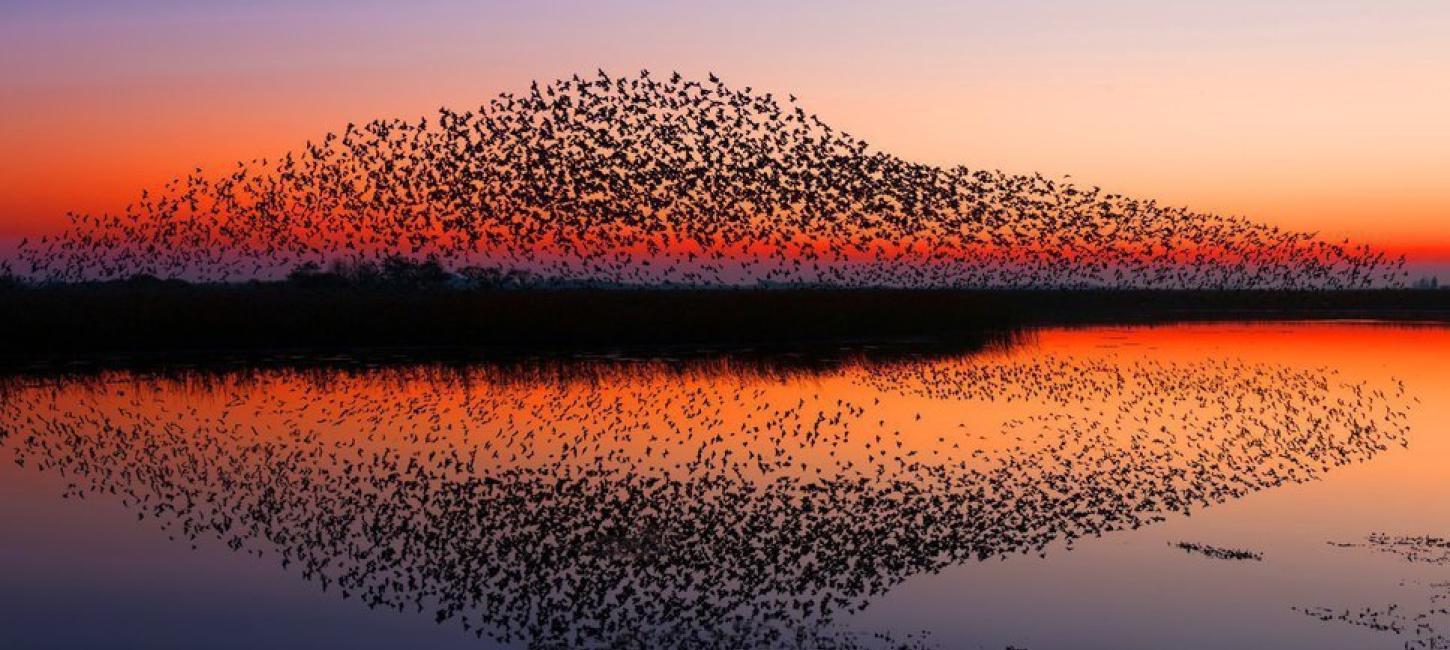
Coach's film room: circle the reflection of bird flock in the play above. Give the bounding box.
[1299,535,1450,650]
[1171,542,1263,562]
[18,70,1404,288]
[0,354,1413,649]
[1297,601,1450,650]
[1355,534,1450,566]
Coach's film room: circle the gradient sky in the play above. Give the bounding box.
[3,0,1447,274]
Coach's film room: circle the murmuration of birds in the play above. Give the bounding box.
[0,353,1414,649]
[16,70,1406,288]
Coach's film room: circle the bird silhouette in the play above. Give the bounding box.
[14,70,1406,289]
[0,347,1416,649]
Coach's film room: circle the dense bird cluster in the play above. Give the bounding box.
[17,70,1405,288]
[0,351,1412,649]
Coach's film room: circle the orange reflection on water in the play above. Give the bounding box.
[0,321,1444,649]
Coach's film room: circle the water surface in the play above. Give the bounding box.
[2,322,1447,649]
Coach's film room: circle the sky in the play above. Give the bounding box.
[2,0,1447,276]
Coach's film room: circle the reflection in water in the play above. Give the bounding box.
[1299,535,1450,650]
[1171,542,1264,562]
[0,346,1416,649]
[1344,535,1450,566]
[1296,600,1450,650]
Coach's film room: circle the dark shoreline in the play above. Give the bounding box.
[2,285,1448,370]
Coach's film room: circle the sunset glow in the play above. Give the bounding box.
[2,5,1449,649]
[3,2,1447,276]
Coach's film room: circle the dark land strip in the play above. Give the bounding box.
[2,285,1448,372]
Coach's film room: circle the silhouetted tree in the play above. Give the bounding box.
[107,273,190,288]
[458,265,505,289]
[0,263,23,290]
[457,265,537,289]
[287,261,350,288]
[286,257,456,289]
[380,255,453,289]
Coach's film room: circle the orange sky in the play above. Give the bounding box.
[2,1,1447,270]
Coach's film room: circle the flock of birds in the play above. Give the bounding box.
[1298,535,1450,650]
[1171,541,1263,562]
[1338,534,1450,567]
[16,69,1406,288]
[0,348,1415,649]
[1297,602,1450,650]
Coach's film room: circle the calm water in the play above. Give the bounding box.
[2,322,1448,649]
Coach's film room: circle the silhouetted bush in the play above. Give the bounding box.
[379,255,453,289]
[457,266,536,289]
[0,265,23,291]
[109,273,191,288]
[286,261,349,288]
[286,256,456,289]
